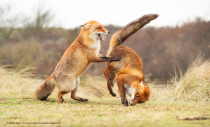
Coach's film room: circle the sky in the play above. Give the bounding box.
[0,0,210,28]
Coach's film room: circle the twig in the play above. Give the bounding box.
[177,116,210,120]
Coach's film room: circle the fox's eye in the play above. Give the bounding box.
[136,95,139,98]
[98,27,101,29]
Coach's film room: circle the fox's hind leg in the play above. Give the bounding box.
[116,75,128,106]
[103,68,114,87]
[58,91,68,103]
[71,77,88,102]
[57,75,75,103]
[103,68,116,97]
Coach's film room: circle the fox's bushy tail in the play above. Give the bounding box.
[107,14,159,54]
[35,76,55,100]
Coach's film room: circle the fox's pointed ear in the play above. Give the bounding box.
[139,81,144,87]
[81,24,91,30]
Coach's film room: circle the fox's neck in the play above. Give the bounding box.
[77,31,101,56]
[77,31,94,46]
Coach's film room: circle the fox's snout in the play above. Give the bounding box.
[130,102,133,106]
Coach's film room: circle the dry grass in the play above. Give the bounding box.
[78,76,111,98]
[0,67,110,99]
[171,55,210,103]
[0,57,210,126]
[0,67,42,98]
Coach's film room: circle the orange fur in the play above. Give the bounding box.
[35,20,119,102]
[103,14,158,106]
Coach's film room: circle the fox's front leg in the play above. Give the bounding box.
[116,76,128,106]
[92,54,120,62]
[97,54,104,57]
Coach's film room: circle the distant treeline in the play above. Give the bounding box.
[0,5,209,82]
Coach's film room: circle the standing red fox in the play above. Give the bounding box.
[35,20,119,103]
[103,14,159,106]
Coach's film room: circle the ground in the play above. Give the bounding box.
[1,93,210,127]
[0,67,209,127]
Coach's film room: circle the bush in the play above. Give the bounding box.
[0,39,69,78]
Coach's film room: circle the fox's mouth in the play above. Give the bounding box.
[98,34,104,41]
[129,100,132,105]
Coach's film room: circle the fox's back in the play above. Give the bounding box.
[110,45,143,71]
[52,41,90,80]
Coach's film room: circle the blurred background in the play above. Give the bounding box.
[0,0,210,82]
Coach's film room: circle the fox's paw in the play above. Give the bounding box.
[111,93,116,97]
[78,97,88,102]
[110,92,116,97]
[124,103,128,107]
[58,96,65,103]
[110,56,121,62]
[121,99,128,106]
[124,100,128,106]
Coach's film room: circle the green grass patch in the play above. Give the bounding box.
[0,93,210,127]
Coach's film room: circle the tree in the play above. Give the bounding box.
[0,5,19,42]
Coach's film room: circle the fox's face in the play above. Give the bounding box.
[128,81,150,106]
[81,20,109,42]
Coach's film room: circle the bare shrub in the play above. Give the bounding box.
[0,40,41,67]
[23,5,54,33]
[0,38,69,78]
[0,5,20,42]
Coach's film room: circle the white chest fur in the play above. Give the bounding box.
[124,84,135,98]
[91,40,101,56]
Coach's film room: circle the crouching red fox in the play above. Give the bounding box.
[103,14,159,106]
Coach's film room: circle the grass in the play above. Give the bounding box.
[1,97,210,127]
[172,55,210,102]
[0,57,210,127]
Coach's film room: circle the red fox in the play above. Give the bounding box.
[103,14,159,106]
[35,20,120,103]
